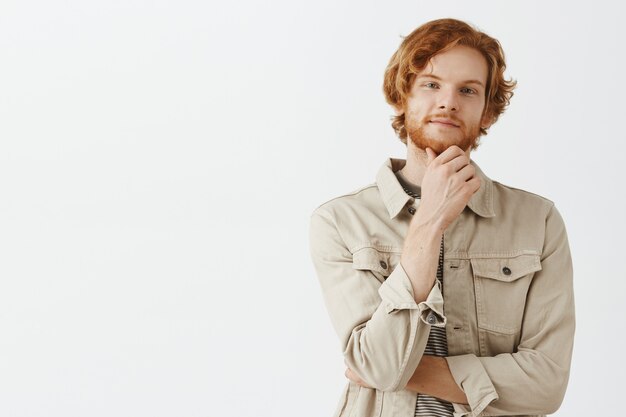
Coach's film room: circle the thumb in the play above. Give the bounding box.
[425,147,436,165]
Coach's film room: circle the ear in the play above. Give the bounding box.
[392,103,404,116]
[480,112,494,130]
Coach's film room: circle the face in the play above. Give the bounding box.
[402,45,491,155]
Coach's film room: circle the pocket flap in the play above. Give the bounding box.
[352,247,397,276]
[470,253,541,282]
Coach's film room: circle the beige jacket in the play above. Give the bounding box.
[309,158,575,417]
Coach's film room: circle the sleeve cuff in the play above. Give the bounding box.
[445,354,499,417]
[377,263,446,326]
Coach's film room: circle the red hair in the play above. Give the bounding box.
[383,18,516,143]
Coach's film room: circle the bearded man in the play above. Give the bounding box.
[309,18,575,417]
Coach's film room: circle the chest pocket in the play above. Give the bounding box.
[470,253,541,336]
[352,247,401,284]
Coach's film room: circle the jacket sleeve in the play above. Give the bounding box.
[309,209,444,392]
[445,203,575,416]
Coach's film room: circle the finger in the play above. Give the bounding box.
[469,176,481,191]
[345,368,359,382]
[346,368,365,384]
[445,154,471,173]
[464,176,481,194]
[455,162,476,181]
[434,145,465,165]
[425,147,436,165]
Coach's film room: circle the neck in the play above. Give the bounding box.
[398,140,472,186]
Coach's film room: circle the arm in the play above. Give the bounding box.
[347,204,574,413]
[311,146,480,391]
[444,204,575,415]
[406,355,468,404]
[309,210,443,392]
[347,355,468,404]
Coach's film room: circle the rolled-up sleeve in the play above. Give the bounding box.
[379,266,446,327]
[310,210,442,392]
[445,204,575,416]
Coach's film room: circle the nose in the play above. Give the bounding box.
[437,89,459,112]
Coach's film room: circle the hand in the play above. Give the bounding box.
[415,146,481,233]
[345,368,372,388]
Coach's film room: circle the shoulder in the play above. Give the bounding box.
[309,182,389,253]
[491,180,556,216]
[310,182,385,223]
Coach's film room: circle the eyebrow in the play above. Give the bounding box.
[417,74,485,88]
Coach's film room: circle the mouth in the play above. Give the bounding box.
[429,119,460,128]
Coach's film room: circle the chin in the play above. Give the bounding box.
[407,121,479,155]
[410,133,475,155]
[420,139,464,154]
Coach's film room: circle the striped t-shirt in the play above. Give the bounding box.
[396,172,454,417]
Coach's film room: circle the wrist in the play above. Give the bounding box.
[408,214,445,242]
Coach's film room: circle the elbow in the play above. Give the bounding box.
[341,308,429,393]
[544,380,568,414]
[529,370,569,414]
[343,359,402,392]
[544,363,571,414]
[540,395,564,415]
[343,354,419,393]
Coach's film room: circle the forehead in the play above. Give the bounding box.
[419,45,488,84]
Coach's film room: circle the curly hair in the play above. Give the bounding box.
[383,18,517,144]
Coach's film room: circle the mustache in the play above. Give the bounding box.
[425,114,463,127]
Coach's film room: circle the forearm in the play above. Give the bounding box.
[401,218,443,303]
[445,350,571,415]
[405,355,468,404]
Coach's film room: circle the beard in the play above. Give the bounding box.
[406,113,481,155]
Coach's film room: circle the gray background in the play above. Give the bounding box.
[0,0,624,415]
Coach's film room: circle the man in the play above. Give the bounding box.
[309,18,574,417]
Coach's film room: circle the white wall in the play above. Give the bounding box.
[0,0,624,415]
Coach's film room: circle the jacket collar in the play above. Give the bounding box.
[376,157,496,219]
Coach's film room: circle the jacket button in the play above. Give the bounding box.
[379,260,388,269]
[427,313,437,324]
[408,207,416,215]
[502,267,511,275]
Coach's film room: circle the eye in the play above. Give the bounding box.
[460,87,476,95]
[425,82,439,89]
